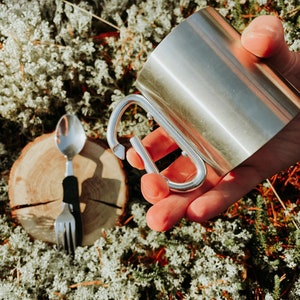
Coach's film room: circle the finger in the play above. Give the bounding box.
[241,15,300,90]
[144,165,221,231]
[146,190,199,231]
[140,155,197,205]
[141,173,170,204]
[140,155,196,206]
[186,166,262,222]
[126,127,178,169]
[161,154,197,182]
[142,159,221,199]
[241,15,284,58]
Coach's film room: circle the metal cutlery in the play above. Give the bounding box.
[54,114,86,253]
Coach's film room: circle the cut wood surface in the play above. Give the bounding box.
[9,133,127,246]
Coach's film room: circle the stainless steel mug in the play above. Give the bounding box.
[107,6,300,192]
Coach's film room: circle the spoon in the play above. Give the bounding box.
[55,114,87,246]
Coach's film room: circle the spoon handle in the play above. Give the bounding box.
[62,176,83,246]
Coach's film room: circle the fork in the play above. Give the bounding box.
[54,202,76,255]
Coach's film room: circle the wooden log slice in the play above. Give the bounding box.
[9,133,127,246]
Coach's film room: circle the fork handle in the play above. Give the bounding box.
[62,175,82,246]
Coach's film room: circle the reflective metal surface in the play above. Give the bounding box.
[55,114,87,176]
[107,7,300,191]
[107,94,207,191]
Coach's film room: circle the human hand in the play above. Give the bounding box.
[127,15,300,231]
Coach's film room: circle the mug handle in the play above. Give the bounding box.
[107,94,207,192]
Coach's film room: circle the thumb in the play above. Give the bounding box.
[241,15,300,90]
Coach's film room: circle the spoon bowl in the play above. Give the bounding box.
[55,114,86,175]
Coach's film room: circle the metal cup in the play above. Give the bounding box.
[107,7,300,192]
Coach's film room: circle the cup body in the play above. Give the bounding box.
[135,7,300,175]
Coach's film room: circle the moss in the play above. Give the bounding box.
[0,1,299,299]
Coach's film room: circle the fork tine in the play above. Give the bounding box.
[54,221,64,247]
[70,221,76,251]
[54,203,77,255]
[66,221,76,254]
[63,223,71,253]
